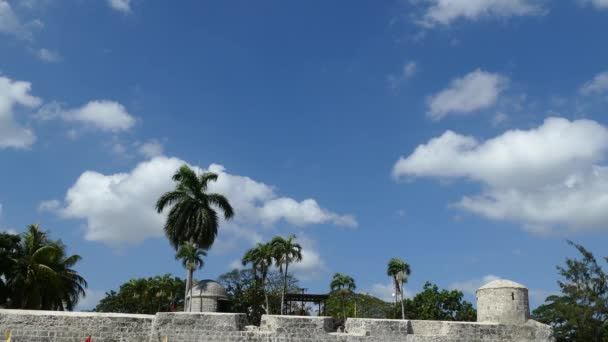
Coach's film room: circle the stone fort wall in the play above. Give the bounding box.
[0,309,554,342]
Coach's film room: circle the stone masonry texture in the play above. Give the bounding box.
[0,310,554,342]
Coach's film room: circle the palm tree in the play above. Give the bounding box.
[156,165,234,250]
[270,235,302,315]
[387,258,411,320]
[175,242,206,312]
[330,273,356,320]
[6,224,87,310]
[242,242,274,314]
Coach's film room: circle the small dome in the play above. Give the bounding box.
[190,280,228,299]
[477,279,527,291]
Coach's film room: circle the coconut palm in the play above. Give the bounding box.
[5,224,87,310]
[330,273,356,319]
[387,258,411,320]
[156,165,234,250]
[270,235,302,315]
[175,242,206,312]
[242,242,274,314]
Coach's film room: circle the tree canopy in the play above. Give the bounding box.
[0,225,87,311]
[95,274,185,314]
[532,241,608,342]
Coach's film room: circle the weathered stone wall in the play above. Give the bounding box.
[0,310,153,342]
[0,310,554,342]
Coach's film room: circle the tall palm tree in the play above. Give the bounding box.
[156,165,234,250]
[330,273,356,320]
[387,258,411,320]
[175,242,206,312]
[6,224,87,310]
[270,234,302,315]
[242,242,274,314]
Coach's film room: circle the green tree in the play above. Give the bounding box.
[175,242,206,312]
[532,241,608,342]
[217,269,300,325]
[242,242,273,314]
[2,225,87,310]
[325,292,392,319]
[330,273,356,320]
[391,282,476,321]
[387,257,411,320]
[156,165,234,249]
[95,274,185,314]
[270,234,302,315]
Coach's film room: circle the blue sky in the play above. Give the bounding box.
[2,0,608,311]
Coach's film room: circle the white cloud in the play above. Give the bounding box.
[138,140,164,158]
[418,0,542,27]
[36,48,61,63]
[289,234,327,280]
[427,69,508,121]
[0,0,30,39]
[38,199,60,212]
[388,61,418,89]
[107,0,131,13]
[37,100,136,132]
[45,156,357,245]
[369,282,414,302]
[393,117,608,234]
[580,71,608,95]
[449,275,502,295]
[0,75,41,149]
[580,0,608,9]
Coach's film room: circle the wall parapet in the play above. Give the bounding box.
[0,309,554,342]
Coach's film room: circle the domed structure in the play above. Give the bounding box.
[476,279,530,325]
[186,280,229,312]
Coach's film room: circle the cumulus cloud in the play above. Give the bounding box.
[0,75,41,149]
[138,140,164,158]
[37,100,136,132]
[449,275,503,295]
[44,156,357,245]
[36,48,61,63]
[427,69,509,121]
[418,0,543,27]
[76,289,105,311]
[580,71,608,95]
[393,117,608,234]
[107,0,131,13]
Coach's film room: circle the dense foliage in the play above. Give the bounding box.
[0,225,87,311]
[95,274,185,314]
[532,241,608,342]
[217,269,300,325]
[390,282,476,321]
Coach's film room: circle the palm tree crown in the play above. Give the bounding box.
[4,224,87,310]
[156,165,234,250]
[242,242,274,313]
[330,273,356,292]
[270,234,302,315]
[176,242,207,271]
[387,257,411,320]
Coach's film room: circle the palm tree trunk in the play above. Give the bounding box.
[263,274,270,314]
[281,260,289,315]
[400,280,405,320]
[184,268,192,312]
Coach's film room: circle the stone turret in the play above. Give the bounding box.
[476,279,530,325]
[187,280,228,312]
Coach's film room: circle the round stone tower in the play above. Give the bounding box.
[476,279,530,325]
[186,280,228,312]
